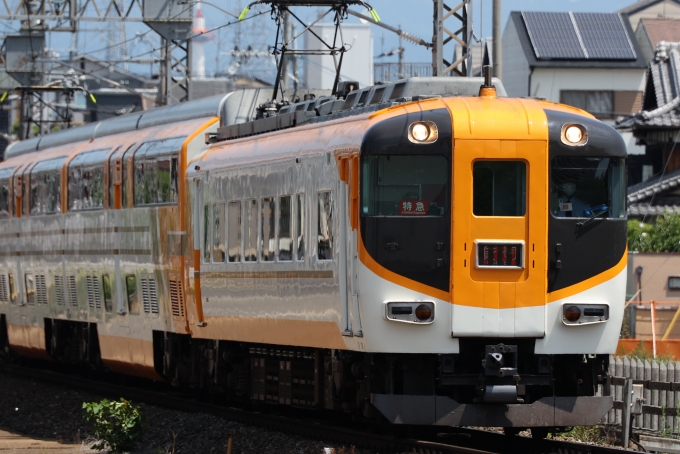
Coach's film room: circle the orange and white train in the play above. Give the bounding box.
[0,76,627,433]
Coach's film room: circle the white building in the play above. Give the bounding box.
[304,23,373,90]
[502,11,648,157]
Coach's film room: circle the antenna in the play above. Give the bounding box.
[239,0,380,102]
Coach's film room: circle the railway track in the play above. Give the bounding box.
[0,363,636,454]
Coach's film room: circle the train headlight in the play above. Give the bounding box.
[564,305,581,322]
[408,121,438,144]
[561,124,587,146]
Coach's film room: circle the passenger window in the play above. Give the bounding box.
[244,199,258,262]
[133,137,183,206]
[317,191,334,260]
[228,201,242,262]
[278,196,293,261]
[125,275,139,314]
[296,194,305,261]
[102,274,113,313]
[30,157,66,215]
[261,197,275,262]
[24,274,35,305]
[8,273,16,304]
[68,149,109,211]
[203,204,211,263]
[213,203,226,263]
[361,155,448,216]
[0,167,15,218]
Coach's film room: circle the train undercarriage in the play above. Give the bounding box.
[0,317,613,433]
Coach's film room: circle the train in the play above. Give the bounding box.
[0,74,627,435]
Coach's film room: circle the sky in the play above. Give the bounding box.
[351,0,639,63]
[1,0,647,81]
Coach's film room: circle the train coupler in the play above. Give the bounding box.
[476,343,522,403]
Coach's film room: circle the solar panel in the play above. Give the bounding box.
[573,13,637,60]
[522,12,586,60]
[522,11,637,61]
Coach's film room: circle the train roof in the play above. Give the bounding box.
[4,89,274,160]
[5,77,507,160]
[212,77,506,143]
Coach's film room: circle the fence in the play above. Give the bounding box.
[603,355,680,448]
[373,63,432,82]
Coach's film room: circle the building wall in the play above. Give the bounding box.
[627,252,680,302]
[530,67,646,102]
[635,22,655,64]
[626,0,680,30]
[501,14,530,97]
[304,23,373,90]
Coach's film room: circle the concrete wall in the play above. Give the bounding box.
[501,14,530,97]
[628,252,680,302]
[530,67,646,101]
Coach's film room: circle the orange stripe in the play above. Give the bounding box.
[193,248,205,325]
[547,247,627,302]
[181,118,218,333]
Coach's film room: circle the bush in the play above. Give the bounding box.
[629,214,680,252]
[83,398,144,453]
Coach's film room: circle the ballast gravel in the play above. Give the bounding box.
[0,372,369,453]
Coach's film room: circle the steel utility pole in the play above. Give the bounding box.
[432,0,472,77]
[493,0,501,79]
[1,0,195,108]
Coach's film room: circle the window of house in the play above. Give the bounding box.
[669,277,680,290]
[317,191,334,260]
[0,167,14,218]
[560,90,613,118]
[30,157,66,215]
[473,161,527,217]
[261,197,275,262]
[228,201,242,262]
[133,137,183,206]
[296,194,305,261]
[279,196,293,261]
[68,149,109,211]
[244,199,258,262]
[213,203,226,263]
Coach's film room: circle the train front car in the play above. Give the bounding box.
[360,89,627,431]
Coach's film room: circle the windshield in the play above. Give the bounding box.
[550,157,626,219]
[361,155,448,217]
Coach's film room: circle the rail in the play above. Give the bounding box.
[0,362,634,454]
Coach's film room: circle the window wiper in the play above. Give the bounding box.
[577,208,608,228]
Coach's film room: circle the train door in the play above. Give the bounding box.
[109,147,128,316]
[451,139,547,338]
[339,156,362,336]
